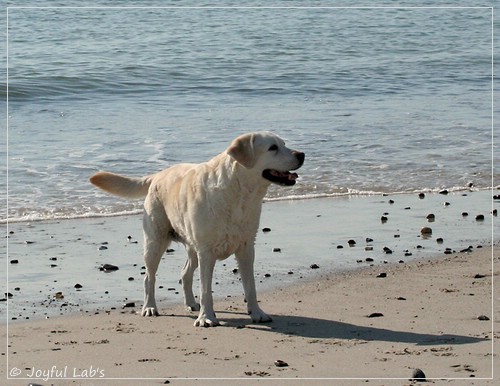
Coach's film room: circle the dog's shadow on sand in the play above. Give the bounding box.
[177,311,486,346]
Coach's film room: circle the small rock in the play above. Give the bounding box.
[365,257,374,262]
[232,268,238,274]
[337,245,344,249]
[123,302,135,308]
[310,264,320,269]
[99,264,119,272]
[388,199,394,204]
[368,312,384,318]
[74,283,83,289]
[365,246,373,251]
[474,274,485,279]
[98,245,108,251]
[477,315,490,321]
[377,273,387,278]
[444,201,450,206]
[273,248,281,253]
[274,359,288,367]
[262,227,271,233]
[128,277,135,281]
[54,292,64,300]
[348,239,356,246]
[420,227,432,235]
[383,247,392,254]
[426,213,435,222]
[462,212,469,217]
[264,273,271,278]
[436,238,444,244]
[475,214,485,221]
[411,368,426,382]
[418,193,425,199]
[439,189,449,195]
[381,216,388,223]
[10,259,19,264]
[366,237,374,243]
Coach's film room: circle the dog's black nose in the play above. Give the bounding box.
[294,151,305,166]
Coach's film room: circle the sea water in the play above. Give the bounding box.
[3,1,496,222]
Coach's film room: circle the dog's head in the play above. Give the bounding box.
[227,132,305,186]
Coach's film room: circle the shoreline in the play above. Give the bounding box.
[2,189,496,323]
[1,190,498,383]
[1,243,497,383]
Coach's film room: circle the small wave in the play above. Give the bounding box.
[3,185,491,225]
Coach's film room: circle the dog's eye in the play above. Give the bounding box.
[268,145,278,151]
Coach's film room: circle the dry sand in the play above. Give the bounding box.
[1,192,498,385]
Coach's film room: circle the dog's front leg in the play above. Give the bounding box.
[194,254,219,327]
[236,244,272,323]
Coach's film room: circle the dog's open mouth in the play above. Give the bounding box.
[262,169,299,186]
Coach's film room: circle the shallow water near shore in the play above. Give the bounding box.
[2,189,496,322]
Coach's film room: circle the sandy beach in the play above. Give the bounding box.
[1,190,498,384]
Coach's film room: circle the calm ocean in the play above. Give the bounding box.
[4,1,496,222]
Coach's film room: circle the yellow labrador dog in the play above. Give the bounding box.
[90,132,304,327]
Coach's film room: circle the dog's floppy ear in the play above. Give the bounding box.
[227,133,257,169]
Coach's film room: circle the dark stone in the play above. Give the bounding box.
[381,216,388,223]
[478,315,490,321]
[474,274,486,279]
[99,264,119,272]
[377,273,387,278]
[348,239,356,246]
[10,259,19,264]
[310,264,320,269]
[366,237,373,243]
[123,302,135,308]
[439,189,449,195]
[411,368,426,382]
[426,213,435,221]
[436,238,444,244]
[74,283,83,289]
[262,227,271,233]
[420,227,432,235]
[418,193,425,199]
[368,312,384,318]
[475,214,485,221]
[383,247,392,254]
[365,257,374,262]
[462,212,469,217]
[273,248,281,253]
[98,245,108,251]
[274,359,288,367]
[264,273,271,278]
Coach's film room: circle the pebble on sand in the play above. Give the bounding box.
[274,359,288,367]
[411,368,427,382]
[420,227,432,235]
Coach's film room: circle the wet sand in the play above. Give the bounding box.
[1,190,498,384]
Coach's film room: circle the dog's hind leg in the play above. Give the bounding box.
[141,201,169,317]
[181,248,200,311]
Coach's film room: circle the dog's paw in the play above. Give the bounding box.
[186,303,201,312]
[194,314,220,327]
[249,309,272,323]
[141,307,159,317]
